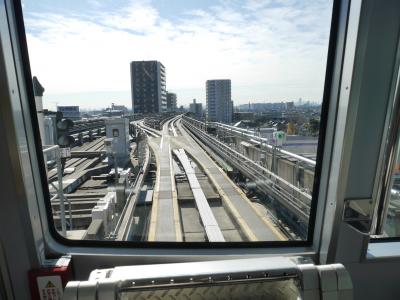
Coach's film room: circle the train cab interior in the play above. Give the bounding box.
[1,0,400,299]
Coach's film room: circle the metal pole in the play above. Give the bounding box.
[113,153,118,184]
[55,148,67,236]
[67,197,73,230]
[272,145,276,174]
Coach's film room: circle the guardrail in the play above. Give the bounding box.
[183,116,316,168]
[143,113,178,130]
[182,118,312,225]
[112,135,151,241]
[69,120,105,134]
[134,122,161,137]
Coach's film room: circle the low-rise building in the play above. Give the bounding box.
[57,106,80,120]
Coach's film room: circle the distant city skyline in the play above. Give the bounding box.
[41,88,320,111]
[23,0,333,110]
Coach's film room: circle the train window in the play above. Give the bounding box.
[373,84,400,240]
[381,145,400,238]
[21,0,334,245]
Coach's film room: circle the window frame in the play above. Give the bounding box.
[4,0,348,260]
[317,0,400,263]
[369,46,400,242]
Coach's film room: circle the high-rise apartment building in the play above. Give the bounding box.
[130,61,166,114]
[206,79,233,123]
[166,92,177,112]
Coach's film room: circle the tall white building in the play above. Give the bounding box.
[206,79,233,123]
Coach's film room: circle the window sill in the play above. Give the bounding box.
[367,241,400,259]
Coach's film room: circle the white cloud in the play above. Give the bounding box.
[24,0,332,108]
[99,1,160,33]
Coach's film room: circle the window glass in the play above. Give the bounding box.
[379,133,400,238]
[22,0,333,243]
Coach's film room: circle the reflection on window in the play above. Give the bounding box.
[23,0,333,242]
[382,144,400,237]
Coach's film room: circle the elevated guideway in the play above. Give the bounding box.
[174,119,285,241]
[181,116,312,234]
[211,121,316,167]
[133,120,161,138]
[140,115,284,242]
[183,117,316,194]
[173,148,225,242]
[147,117,182,241]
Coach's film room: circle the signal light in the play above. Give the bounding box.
[57,134,75,147]
[56,118,73,131]
[55,113,75,147]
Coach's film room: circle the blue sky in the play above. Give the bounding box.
[22,0,333,110]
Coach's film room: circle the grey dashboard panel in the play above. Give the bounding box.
[63,257,352,300]
[119,279,299,300]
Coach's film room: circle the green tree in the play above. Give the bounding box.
[309,118,320,136]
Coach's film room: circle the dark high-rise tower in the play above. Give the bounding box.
[206,79,233,123]
[130,61,166,114]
